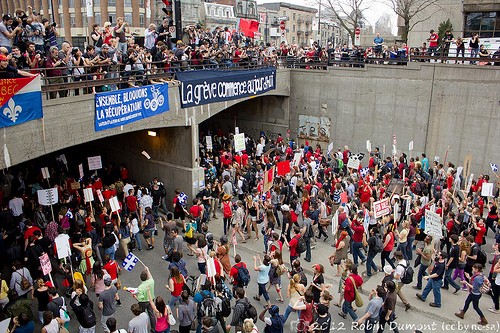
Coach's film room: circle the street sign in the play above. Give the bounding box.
[280,21,286,30]
[354,27,361,46]
[277,16,289,21]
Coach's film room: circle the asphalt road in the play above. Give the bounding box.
[33,213,500,333]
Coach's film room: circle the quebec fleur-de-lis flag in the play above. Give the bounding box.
[0,75,43,128]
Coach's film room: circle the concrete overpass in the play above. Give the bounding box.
[4,63,500,200]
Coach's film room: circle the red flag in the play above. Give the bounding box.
[276,161,291,176]
[162,0,171,5]
[263,167,275,193]
[238,18,260,38]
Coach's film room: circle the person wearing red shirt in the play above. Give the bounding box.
[285,227,302,265]
[230,254,248,291]
[381,226,396,269]
[268,233,283,253]
[189,198,204,229]
[473,218,487,246]
[120,164,129,181]
[446,172,454,190]
[241,151,249,166]
[359,182,372,204]
[428,29,439,56]
[125,188,138,215]
[24,220,41,249]
[351,214,367,265]
[339,265,364,320]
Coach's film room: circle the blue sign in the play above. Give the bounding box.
[176,67,276,108]
[95,83,170,131]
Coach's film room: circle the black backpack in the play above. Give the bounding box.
[241,178,249,194]
[296,235,307,254]
[199,292,217,318]
[102,233,115,249]
[373,235,383,253]
[243,301,258,323]
[217,294,232,318]
[236,265,251,287]
[398,261,414,284]
[81,305,96,328]
[476,247,487,266]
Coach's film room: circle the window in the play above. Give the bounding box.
[108,0,116,6]
[210,8,215,16]
[218,8,223,17]
[139,14,145,26]
[109,13,116,24]
[68,0,74,7]
[466,12,482,31]
[93,13,100,25]
[81,14,87,27]
[226,10,230,18]
[292,24,295,32]
[293,13,295,20]
[94,0,100,6]
[58,14,64,28]
[124,13,132,25]
[124,0,132,6]
[70,14,76,27]
[292,36,295,43]
[139,0,144,6]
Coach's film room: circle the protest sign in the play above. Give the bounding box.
[41,167,50,179]
[96,190,104,203]
[87,156,102,170]
[55,234,71,259]
[109,196,121,212]
[206,136,213,150]
[482,183,494,197]
[373,198,391,219]
[83,188,94,202]
[39,253,52,275]
[37,189,58,206]
[366,140,371,152]
[234,133,245,152]
[78,164,84,178]
[347,156,360,170]
[425,209,443,238]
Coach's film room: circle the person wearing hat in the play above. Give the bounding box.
[259,304,284,333]
[0,52,36,78]
[217,235,231,275]
[98,274,119,332]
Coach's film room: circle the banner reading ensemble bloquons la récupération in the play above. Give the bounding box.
[94,83,169,131]
[176,67,276,108]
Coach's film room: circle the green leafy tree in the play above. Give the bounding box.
[438,19,453,45]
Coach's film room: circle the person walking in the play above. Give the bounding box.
[413,235,434,290]
[356,286,384,333]
[253,254,272,307]
[338,264,363,320]
[442,234,462,293]
[455,263,488,326]
[393,251,411,311]
[416,251,446,308]
[98,274,119,332]
[377,281,399,333]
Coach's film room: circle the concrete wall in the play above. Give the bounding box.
[288,64,500,174]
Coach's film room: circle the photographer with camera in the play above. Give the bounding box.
[25,42,43,71]
[114,17,130,54]
[0,14,23,53]
[26,13,45,54]
[144,24,158,52]
[44,46,68,98]
[42,18,58,54]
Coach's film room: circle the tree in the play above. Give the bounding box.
[437,18,453,45]
[384,0,440,43]
[321,0,369,46]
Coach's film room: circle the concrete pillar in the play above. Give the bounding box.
[62,0,71,42]
[74,0,82,28]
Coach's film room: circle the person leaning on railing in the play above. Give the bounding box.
[43,46,68,99]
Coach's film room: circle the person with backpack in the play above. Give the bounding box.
[366,227,382,277]
[194,281,216,333]
[214,283,231,333]
[221,194,233,236]
[338,264,363,320]
[9,261,33,299]
[70,292,97,333]
[283,227,302,265]
[259,305,284,333]
[393,251,411,312]
[252,254,272,307]
[455,263,489,326]
[230,254,250,293]
[227,287,256,333]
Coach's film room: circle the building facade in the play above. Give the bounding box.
[259,2,317,47]
[462,0,500,38]
[203,1,237,30]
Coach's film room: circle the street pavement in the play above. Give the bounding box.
[53,214,500,333]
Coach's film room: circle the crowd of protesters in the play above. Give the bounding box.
[0,124,499,333]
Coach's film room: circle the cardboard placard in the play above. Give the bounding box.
[386,178,405,195]
[366,140,371,152]
[41,167,50,179]
[37,188,58,206]
[87,155,102,170]
[70,182,81,190]
[293,152,302,167]
[409,141,414,151]
[347,156,360,170]
[109,196,120,212]
[481,182,494,197]
[96,189,104,203]
[234,133,245,152]
[206,136,213,150]
[424,209,443,238]
[78,163,84,179]
[83,188,94,202]
[39,252,52,275]
[373,198,391,219]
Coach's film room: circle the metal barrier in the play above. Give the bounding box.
[33,55,499,99]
